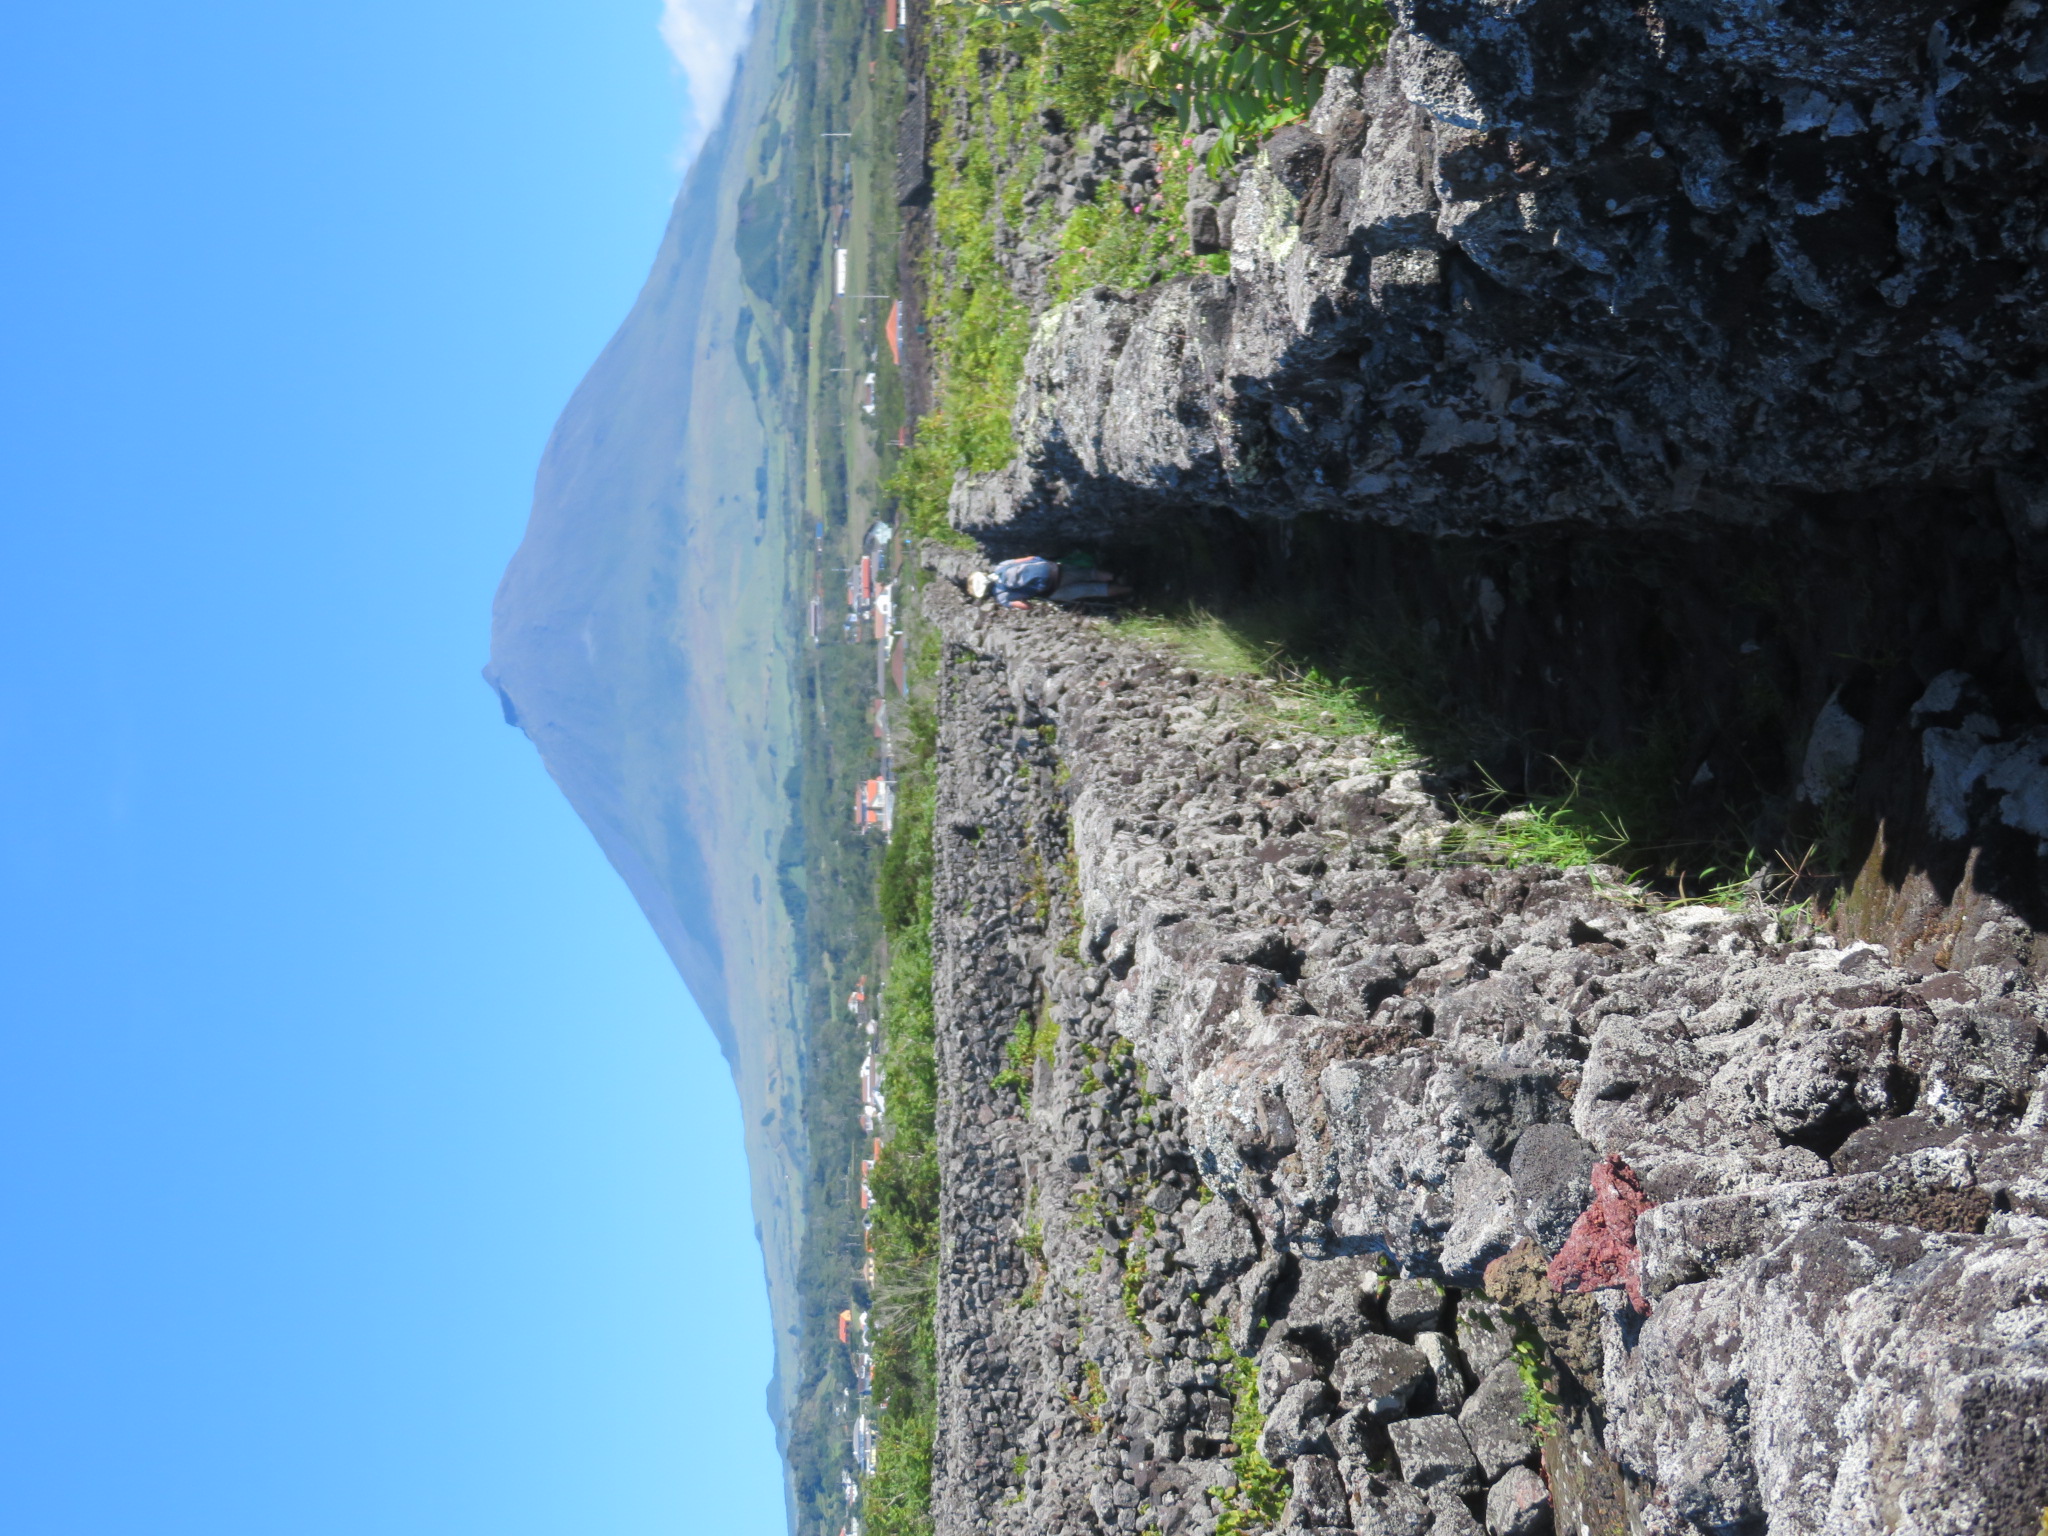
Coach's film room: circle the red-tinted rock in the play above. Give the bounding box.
[1546,1155,1653,1313]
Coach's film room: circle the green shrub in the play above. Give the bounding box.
[1117,0,1392,154]
[1039,0,1151,126]
[961,0,1393,161]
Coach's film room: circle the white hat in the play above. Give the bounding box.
[967,572,992,599]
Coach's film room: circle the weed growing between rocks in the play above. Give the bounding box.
[1076,1356,1109,1430]
[992,1002,1057,1111]
[1508,1329,1560,1435]
[1209,1329,1290,1535]
[1438,771,1629,873]
[1017,1207,1047,1308]
[1052,137,1228,300]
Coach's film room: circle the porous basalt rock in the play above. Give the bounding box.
[917,567,2048,1535]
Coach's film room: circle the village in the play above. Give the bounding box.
[827,520,905,1536]
[832,974,886,1534]
[797,33,922,1527]
[822,511,905,840]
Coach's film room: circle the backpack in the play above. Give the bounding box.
[992,556,1060,600]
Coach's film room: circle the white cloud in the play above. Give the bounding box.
[660,0,757,157]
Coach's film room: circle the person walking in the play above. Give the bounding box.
[968,556,1130,609]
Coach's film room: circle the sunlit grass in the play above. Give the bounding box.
[1113,610,1797,906]
[1440,772,1627,871]
[1116,609,1413,768]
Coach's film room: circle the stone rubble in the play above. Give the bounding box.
[918,564,2048,1536]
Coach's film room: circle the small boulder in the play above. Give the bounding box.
[1328,1404,1392,1477]
[1459,1362,1538,1482]
[1380,1277,1444,1339]
[1428,1484,1486,1535]
[1257,1338,1321,1415]
[1456,1300,1514,1379]
[1545,1155,1653,1312]
[1264,122,1325,196]
[1181,1456,1237,1497]
[1508,1123,1598,1257]
[1179,1204,1253,1302]
[1335,1335,1432,1418]
[1284,1256,1379,1351]
[1258,1377,1335,1465]
[1348,1474,1433,1536]
[1283,1453,1352,1527]
[1386,1414,1480,1491]
[1414,1331,1467,1413]
[1485,1465,1552,1536]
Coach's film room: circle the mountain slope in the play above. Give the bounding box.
[484,12,811,1459]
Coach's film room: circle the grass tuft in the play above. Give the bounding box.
[1441,771,1627,871]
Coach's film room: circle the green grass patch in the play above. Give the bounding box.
[1116,603,1778,895]
[1439,771,1627,871]
[1114,608,1409,760]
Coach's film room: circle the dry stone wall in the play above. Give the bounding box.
[920,563,2048,1536]
[952,0,2048,546]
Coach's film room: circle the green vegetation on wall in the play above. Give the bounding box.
[965,0,1393,156]
[1208,1329,1291,1535]
[886,16,1039,544]
[888,9,1234,542]
[1053,138,1227,301]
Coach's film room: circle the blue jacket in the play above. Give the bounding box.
[990,556,1060,607]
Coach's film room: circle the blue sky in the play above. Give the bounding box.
[0,4,785,1533]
